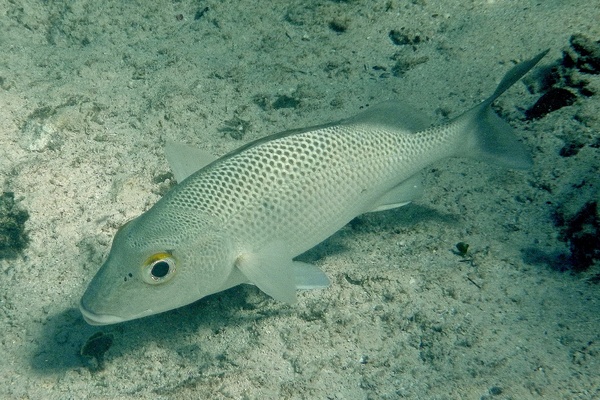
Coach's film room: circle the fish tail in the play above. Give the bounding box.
[456,49,549,170]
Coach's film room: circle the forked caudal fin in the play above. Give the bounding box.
[456,49,549,170]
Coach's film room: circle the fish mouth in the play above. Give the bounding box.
[79,300,153,326]
[79,302,127,325]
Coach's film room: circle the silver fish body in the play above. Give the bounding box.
[80,50,548,325]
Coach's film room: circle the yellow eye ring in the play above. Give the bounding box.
[142,252,176,285]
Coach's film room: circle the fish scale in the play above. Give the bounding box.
[222,126,426,253]
[160,126,390,246]
[80,50,548,325]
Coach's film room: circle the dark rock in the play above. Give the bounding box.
[525,87,577,120]
[555,201,600,272]
[0,192,30,259]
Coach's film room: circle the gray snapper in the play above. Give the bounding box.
[80,50,548,325]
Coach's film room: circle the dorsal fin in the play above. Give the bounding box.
[164,141,218,183]
[343,101,431,132]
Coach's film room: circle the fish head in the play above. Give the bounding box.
[80,215,236,325]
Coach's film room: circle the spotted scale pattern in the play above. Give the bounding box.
[142,117,460,257]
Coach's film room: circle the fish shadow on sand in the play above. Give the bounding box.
[30,203,455,373]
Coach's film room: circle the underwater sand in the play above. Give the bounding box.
[0,0,598,399]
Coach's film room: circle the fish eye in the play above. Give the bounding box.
[142,253,176,284]
[151,260,170,278]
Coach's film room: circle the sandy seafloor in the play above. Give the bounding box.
[0,0,599,399]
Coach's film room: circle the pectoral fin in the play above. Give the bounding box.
[235,242,331,303]
[235,242,297,304]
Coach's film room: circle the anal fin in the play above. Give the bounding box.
[368,174,423,213]
[293,261,330,290]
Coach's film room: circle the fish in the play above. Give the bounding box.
[80,50,548,325]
